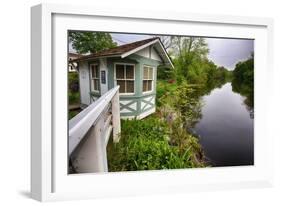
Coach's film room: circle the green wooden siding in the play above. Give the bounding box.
[86,53,162,118]
[107,54,161,118]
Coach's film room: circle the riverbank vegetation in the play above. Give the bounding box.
[108,37,238,171]
[231,54,254,110]
[107,79,209,172]
[68,72,81,119]
[69,33,254,170]
[107,116,205,171]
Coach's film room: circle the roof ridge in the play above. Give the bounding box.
[92,36,159,54]
[70,37,160,62]
[117,36,158,47]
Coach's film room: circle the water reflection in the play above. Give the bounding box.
[193,83,254,167]
[231,79,254,119]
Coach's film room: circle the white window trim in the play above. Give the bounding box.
[90,63,100,93]
[114,62,135,95]
[142,65,155,94]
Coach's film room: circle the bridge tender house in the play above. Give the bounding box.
[71,37,174,119]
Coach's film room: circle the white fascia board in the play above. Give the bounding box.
[121,39,159,59]
[157,41,174,69]
[121,39,174,69]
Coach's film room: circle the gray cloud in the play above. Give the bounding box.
[206,38,254,70]
[70,32,254,71]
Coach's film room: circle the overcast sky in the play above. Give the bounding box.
[70,33,254,70]
[110,33,254,71]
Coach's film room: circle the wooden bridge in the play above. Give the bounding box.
[68,86,121,173]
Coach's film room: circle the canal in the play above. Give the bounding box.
[193,82,254,167]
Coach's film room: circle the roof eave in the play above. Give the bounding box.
[69,54,122,63]
[120,39,159,59]
[121,39,174,69]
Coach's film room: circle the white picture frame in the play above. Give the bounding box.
[31,3,274,202]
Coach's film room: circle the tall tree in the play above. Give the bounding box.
[154,35,174,50]
[171,37,209,84]
[69,32,117,54]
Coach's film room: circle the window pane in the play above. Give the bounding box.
[117,80,125,93]
[126,65,134,79]
[93,79,99,91]
[91,65,99,78]
[116,64,125,79]
[148,68,153,79]
[147,80,152,91]
[95,66,99,78]
[143,80,148,92]
[91,67,96,78]
[143,67,148,79]
[126,80,134,93]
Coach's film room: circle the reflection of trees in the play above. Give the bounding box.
[232,79,254,118]
[199,78,228,96]
[173,74,233,130]
[231,55,254,118]
[160,62,239,130]
[232,80,253,108]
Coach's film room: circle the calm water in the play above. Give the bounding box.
[193,83,254,167]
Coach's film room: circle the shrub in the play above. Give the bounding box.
[173,83,203,128]
[107,116,205,171]
[68,72,80,104]
[68,72,79,93]
[68,92,80,104]
[156,80,177,107]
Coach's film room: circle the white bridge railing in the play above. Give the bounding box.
[69,86,121,173]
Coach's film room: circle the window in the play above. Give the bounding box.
[91,64,99,92]
[143,66,154,92]
[115,64,135,94]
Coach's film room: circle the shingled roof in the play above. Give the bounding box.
[70,37,173,68]
[71,37,159,61]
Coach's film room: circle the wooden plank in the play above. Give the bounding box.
[71,117,107,173]
[104,125,113,146]
[68,104,81,111]
[103,114,112,134]
[68,86,119,155]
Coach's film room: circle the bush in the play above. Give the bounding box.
[107,116,205,171]
[173,83,203,128]
[68,92,80,104]
[68,72,80,104]
[68,72,79,93]
[69,110,80,119]
[157,65,174,80]
[156,80,177,107]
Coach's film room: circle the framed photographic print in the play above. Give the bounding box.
[31,3,274,201]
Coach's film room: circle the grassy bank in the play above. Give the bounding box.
[107,115,205,171]
[107,80,206,172]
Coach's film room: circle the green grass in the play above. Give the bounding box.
[156,80,178,107]
[107,115,205,172]
[68,72,80,105]
[68,110,81,120]
[68,92,80,105]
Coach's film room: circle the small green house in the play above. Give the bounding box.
[73,37,174,119]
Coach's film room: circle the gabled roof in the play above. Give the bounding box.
[68,52,84,60]
[71,37,174,68]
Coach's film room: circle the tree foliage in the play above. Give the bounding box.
[69,31,117,54]
[171,37,209,84]
[161,36,232,89]
[231,55,254,109]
